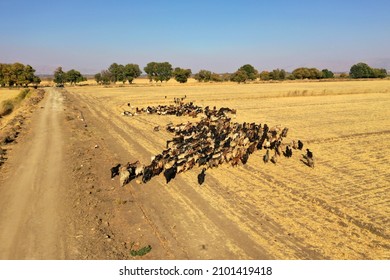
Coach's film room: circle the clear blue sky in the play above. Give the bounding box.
[1,0,389,74]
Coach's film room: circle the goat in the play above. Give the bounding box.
[197,168,206,185]
[241,150,249,165]
[247,141,257,154]
[164,164,177,184]
[142,166,154,183]
[119,166,131,187]
[301,149,314,168]
[306,149,313,159]
[122,111,133,116]
[281,127,289,138]
[298,140,303,150]
[263,149,269,163]
[270,152,278,164]
[283,145,293,158]
[134,162,145,177]
[110,163,121,178]
[292,140,298,149]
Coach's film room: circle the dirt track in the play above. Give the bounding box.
[0,88,70,259]
[0,84,389,260]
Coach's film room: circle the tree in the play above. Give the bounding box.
[230,70,248,83]
[93,70,112,85]
[53,67,66,86]
[238,64,258,81]
[0,63,40,87]
[108,63,125,83]
[66,69,86,85]
[349,62,374,78]
[270,69,286,80]
[32,75,41,87]
[155,62,173,82]
[292,67,322,79]
[321,69,334,79]
[220,73,231,82]
[194,70,212,82]
[210,73,222,82]
[0,64,5,86]
[173,67,192,83]
[100,70,113,85]
[144,62,172,83]
[259,71,270,81]
[144,62,158,82]
[309,68,323,79]
[23,65,38,86]
[94,73,102,84]
[372,68,387,78]
[124,64,142,84]
[11,62,25,86]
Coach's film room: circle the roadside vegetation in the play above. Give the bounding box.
[0,89,31,117]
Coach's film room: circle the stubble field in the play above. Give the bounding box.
[66,80,390,259]
[0,89,20,103]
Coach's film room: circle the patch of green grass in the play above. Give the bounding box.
[130,242,152,257]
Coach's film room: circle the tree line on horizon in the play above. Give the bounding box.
[0,61,388,88]
[92,62,388,85]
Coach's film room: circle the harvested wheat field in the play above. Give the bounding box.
[58,80,389,260]
[1,80,389,260]
[0,89,20,103]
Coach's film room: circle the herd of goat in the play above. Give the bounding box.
[111,97,314,187]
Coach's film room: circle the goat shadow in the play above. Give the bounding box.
[300,157,315,168]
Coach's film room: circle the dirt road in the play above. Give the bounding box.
[0,88,71,259]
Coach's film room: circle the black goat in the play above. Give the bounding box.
[197,168,206,185]
[142,166,154,183]
[110,163,121,178]
[302,149,314,168]
[298,140,304,150]
[241,151,249,165]
[284,146,293,158]
[164,164,177,184]
[306,149,313,159]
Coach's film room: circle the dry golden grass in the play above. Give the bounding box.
[68,80,390,259]
[0,89,20,103]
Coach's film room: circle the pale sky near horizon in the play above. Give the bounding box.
[1,0,389,74]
